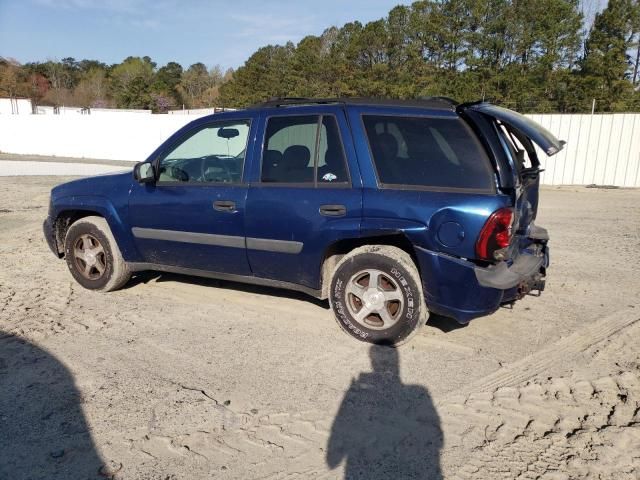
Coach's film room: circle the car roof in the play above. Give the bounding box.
[193,96,461,126]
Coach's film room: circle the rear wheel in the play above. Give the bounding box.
[64,216,130,292]
[329,245,427,345]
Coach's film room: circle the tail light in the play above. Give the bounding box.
[476,207,514,260]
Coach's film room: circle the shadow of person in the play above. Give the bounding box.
[327,345,443,479]
[0,333,106,479]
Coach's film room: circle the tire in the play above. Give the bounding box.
[64,216,130,292]
[329,245,427,346]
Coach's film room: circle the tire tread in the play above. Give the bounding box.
[329,244,426,346]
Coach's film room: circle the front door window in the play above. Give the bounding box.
[158,120,250,184]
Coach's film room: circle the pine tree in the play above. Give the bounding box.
[580,0,637,111]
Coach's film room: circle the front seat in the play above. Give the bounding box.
[262,149,283,182]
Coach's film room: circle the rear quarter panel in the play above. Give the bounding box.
[361,189,511,258]
[346,106,510,258]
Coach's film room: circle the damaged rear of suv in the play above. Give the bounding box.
[335,100,560,341]
[433,102,559,318]
[44,97,563,345]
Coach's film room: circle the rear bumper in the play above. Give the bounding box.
[415,239,549,324]
[475,243,547,290]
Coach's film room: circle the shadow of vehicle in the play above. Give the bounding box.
[0,333,106,479]
[425,313,468,333]
[125,270,331,309]
[327,345,443,479]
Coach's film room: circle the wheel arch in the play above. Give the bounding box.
[50,195,137,261]
[319,233,421,299]
[53,209,104,255]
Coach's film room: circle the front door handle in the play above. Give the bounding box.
[319,204,346,217]
[213,200,237,213]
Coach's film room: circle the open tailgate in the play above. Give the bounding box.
[464,103,566,156]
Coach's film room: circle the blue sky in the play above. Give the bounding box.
[0,0,411,70]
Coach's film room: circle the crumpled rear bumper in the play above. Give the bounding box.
[475,242,548,290]
[415,225,549,324]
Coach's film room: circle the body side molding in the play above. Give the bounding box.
[131,227,303,254]
[246,237,303,254]
[131,227,245,248]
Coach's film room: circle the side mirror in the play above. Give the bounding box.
[133,162,155,183]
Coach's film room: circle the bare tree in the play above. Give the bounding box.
[73,69,107,108]
[44,60,68,106]
[0,59,22,99]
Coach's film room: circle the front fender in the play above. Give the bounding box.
[51,195,140,262]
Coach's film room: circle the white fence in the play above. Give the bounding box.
[530,114,640,187]
[0,98,32,115]
[0,113,199,161]
[0,111,639,186]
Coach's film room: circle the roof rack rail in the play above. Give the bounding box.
[249,96,459,110]
[423,96,459,106]
[251,97,341,108]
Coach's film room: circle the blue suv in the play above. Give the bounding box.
[44,98,562,345]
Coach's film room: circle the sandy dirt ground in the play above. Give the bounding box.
[1,176,639,479]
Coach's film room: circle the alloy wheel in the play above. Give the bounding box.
[73,234,107,280]
[345,269,404,330]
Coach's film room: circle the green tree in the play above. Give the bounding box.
[220,0,588,111]
[580,0,637,111]
[219,43,295,106]
[9,0,638,113]
[630,0,640,85]
[177,63,225,108]
[110,56,155,109]
[153,61,184,105]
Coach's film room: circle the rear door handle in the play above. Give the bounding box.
[213,200,237,213]
[319,204,346,217]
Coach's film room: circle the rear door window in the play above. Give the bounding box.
[262,115,349,185]
[362,115,494,191]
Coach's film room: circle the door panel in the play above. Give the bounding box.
[128,117,254,275]
[128,183,250,274]
[244,108,362,290]
[245,186,361,288]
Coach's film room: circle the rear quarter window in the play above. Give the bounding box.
[362,115,495,191]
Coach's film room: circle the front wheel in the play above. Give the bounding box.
[329,245,427,346]
[64,216,130,292]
